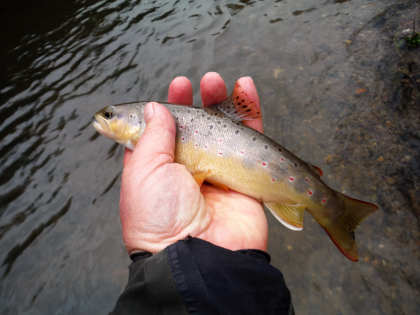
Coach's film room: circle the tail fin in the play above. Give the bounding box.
[324,192,378,262]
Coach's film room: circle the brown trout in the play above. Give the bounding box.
[92,85,378,261]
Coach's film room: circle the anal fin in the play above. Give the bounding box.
[264,202,305,231]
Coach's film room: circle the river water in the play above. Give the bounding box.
[0,0,419,314]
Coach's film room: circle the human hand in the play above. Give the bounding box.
[120,72,268,254]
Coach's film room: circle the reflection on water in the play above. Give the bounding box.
[0,0,418,314]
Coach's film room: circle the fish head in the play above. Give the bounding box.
[93,104,144,150]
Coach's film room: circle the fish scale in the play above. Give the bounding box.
[93,88,378,262]
[173,106,295,194]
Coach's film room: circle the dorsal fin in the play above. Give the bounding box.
[216,82,262,122]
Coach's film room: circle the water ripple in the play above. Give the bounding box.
[1,197,72,278]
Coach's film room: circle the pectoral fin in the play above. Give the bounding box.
[264,202,305,231]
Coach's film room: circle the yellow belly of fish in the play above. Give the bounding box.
[175,141,299,205]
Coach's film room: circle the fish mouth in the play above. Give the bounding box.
[92,114,112,138]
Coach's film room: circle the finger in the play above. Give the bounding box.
[124,77,191,167]
[168,76,193,105]
[200,72,227,107]
[123,148,132,166]
[123,102,176,180]
[235,77,264,133]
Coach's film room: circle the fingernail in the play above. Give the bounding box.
[144,102,156,122]
[238,76,254,87]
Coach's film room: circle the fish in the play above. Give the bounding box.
[92,83,378,262]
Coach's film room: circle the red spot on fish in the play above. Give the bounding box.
[261,161,267,167]
[179,125,184,129]
[217,152,223,157]
[181,136,185,142]
[307,189,313,196]
[194,143,199,148]
[288,176,295,182]
[194,130,199,135]
[271,177,276,182]
[280,157,285,162]
[239,150,245,155]
[321,198,327,204]
[218,138,223,143]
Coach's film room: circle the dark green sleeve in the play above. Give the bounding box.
[110,251,188,315]
[111,238,293,315]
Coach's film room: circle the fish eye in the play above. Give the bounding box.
[129,113,136,120]
[104,111,113,119]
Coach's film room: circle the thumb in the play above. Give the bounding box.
[123,102,176,180]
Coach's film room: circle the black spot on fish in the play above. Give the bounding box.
[246,109,251,112]
[242,105,247,108]
[217,121,221,124]
[209,125,213,129]
[191,118,194,122]
[264,145,268,150]
[242,99,245,103]
[235,130,239,134]
[294,162,298,167]
[223,124,226,128]
[278,147,282,152]
[207,117,210,120]
[252,137,256,141]
[236,96,239,100]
